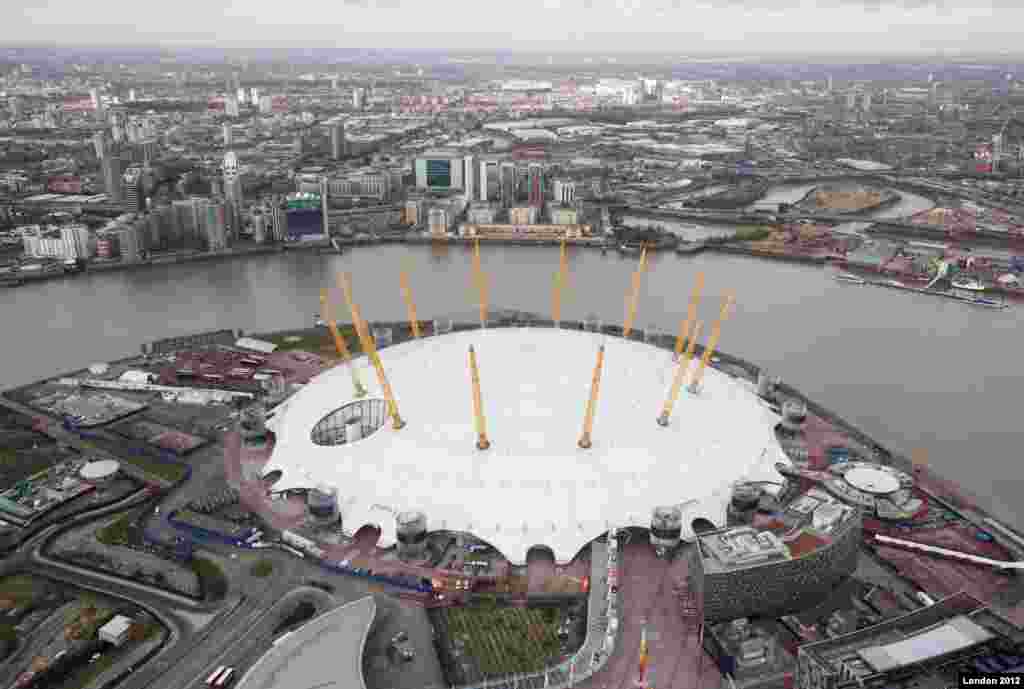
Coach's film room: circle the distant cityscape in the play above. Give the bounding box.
[2,54,1024,280]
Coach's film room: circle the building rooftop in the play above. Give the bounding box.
[236,596,375,689]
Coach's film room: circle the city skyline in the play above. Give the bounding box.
[7,0,1024,55]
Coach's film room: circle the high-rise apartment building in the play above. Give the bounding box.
[123,167,143,212]
[93,131,107,160]
[330,121,346,160]
[103,156,123,203]
[500,162,517,207]
[527,163,545,209]
[553,179,576,205]
[463,155,475,201]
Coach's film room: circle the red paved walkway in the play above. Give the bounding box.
[577,542,715,689]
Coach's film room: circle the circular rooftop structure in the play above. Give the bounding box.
[843,465,901,495]
[79,459,120,482]
[261,327,790,563]
[824,461,921,519]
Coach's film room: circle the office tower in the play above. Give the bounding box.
[252,211,266,242]
[9,96,23,120]
[259,95,272,114]
[331,76,339,91]
[826,75,833,93]
[237,88,247,106]
[428,208,448,237]
[103,156,123,202]
[845,92,857,109]
[223,152,243,237]
[116,225,140,262]
[330,121,346,160]
[353,87,365,110]
[60,225,92,259]
[527,163,545,209]
[123,167,143,212]
[223,122,233,147]
[128,89,137,102]
[500,162,517,207]
[225,95,240,118]
[270,202,288,241]
[554,180,576,205]
[462,155,476,201]
[93,132,107,159]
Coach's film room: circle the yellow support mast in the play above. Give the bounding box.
[688,293,735,394]
[578,345,606,449]
[552,239,568,325]
[623,270,643,338]
[399,270,422,338]
[468,346,491,450]
[337,273,406,430]
[674,272,705,359]
[658,321,703,427]
[319,289,367,398]
[471,239,488,327]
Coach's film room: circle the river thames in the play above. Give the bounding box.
[4,240,1022,529]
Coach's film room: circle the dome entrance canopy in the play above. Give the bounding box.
[263,327,789,564]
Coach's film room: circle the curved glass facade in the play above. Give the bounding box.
[310,398,389,446]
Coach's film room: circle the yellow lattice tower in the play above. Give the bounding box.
[623,270,643,338]
[658,321,703,427]
[468,346,490,450]
[674,272,705,358]
[552,239,569,325]
[688,292,735,393]
[320,289,367,398]
[337,272,405,430]
[399,269,422,338]
[578,345,606,449]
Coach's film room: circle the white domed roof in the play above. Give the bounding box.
[262,327,789,563]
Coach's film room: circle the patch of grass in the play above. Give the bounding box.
[0,623,15,642]
[120,455,187,483]
[0,575,43,607]
[733,227,774,242]
[191,557,228,601]
[250,559,274,578]
[445,605,563,675]
[95,514,134,547]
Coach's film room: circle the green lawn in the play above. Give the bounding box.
[95,514,134,547]
[191,557,228,600]
[250,559,274,578]
[120,455,187,483]
[0,574,44,607]
[444,605,563,675]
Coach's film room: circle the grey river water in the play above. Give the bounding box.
[3,240,1022,529]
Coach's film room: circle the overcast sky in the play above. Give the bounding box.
[8,0,1024,54]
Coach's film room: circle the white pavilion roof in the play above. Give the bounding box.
[263,327,789,564]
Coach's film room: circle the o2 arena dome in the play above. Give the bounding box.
[261,325,790,564]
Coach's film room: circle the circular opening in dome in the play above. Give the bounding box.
[310,398,390,446]
[691,517,717,535]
